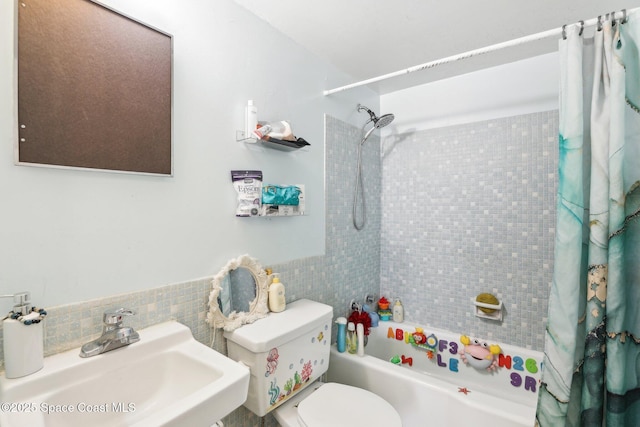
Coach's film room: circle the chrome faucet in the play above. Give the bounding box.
[79,308,140,358]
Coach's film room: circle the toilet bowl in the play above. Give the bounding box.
[273,382,401,427]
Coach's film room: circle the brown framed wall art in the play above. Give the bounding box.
[16,0,173,175]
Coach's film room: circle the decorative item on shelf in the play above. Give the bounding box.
[473,293,503,321]
[458,335,502,371]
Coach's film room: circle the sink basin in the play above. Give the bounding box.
[0,321,249,427]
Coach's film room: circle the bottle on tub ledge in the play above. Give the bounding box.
[347,322,357,354]
[392,298,404,323]
[268,273,286,313]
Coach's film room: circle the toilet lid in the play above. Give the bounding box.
[297,383,402,427]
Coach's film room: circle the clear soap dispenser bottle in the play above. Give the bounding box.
[2,291,46,378]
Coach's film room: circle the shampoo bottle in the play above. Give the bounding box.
[268,273,286,312]
[356,323,365,357]
[335,317,347,353]
[245,100,258,141]
[393,298,404,323]
[347,322,357,354]
[3,292,45,378]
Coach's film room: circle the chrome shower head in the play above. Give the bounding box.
[374,113,395,128]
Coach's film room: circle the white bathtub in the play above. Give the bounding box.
[327,320,542,427]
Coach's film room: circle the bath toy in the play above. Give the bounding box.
[412,328,427,345]
[411,329,439,354]
[378,296,390,310]
[395,328,404,341]
[459,335,501,371]
[458,387,471,395]
[426,334,438,349]
[401,355,413,367]
[390,355,401,365]
[379,310,392,320]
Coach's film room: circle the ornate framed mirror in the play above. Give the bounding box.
[207,254,269,331]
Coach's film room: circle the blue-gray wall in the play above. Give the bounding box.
[380,110,558,350]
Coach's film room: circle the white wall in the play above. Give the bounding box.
[0,0,378,310]
[381,52,559,134]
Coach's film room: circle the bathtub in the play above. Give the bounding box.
[327,320,542,427]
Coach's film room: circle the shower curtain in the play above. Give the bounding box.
[536,12,640,427]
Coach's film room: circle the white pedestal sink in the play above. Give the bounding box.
[0,321,249,427]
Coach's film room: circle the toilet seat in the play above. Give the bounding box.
[297,383,401,427]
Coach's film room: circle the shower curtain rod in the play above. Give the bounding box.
[323,8,636,96]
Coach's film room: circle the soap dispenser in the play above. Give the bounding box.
[268,273,286,312]
[2,291,46,378]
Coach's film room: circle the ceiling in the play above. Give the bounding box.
[233,0,640,94]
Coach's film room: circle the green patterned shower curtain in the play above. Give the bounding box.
[536,11,640,427]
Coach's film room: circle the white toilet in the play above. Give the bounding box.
[224,299,401,427]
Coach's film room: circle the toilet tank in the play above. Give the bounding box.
[224,299,333,417]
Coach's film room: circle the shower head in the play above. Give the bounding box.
[374,113,395,128]
[357,104,395,129]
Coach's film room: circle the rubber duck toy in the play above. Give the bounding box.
[459,335,501,371]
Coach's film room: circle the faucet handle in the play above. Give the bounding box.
[103,308,136,326]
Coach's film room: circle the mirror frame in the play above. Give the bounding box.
[207,254,269,331]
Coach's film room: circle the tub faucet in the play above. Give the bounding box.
[79,308,140,358]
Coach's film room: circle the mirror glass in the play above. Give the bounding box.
[207,254,269,331]
[229,267,256,313]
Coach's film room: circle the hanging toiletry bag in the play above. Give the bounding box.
[262,185,301,206]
